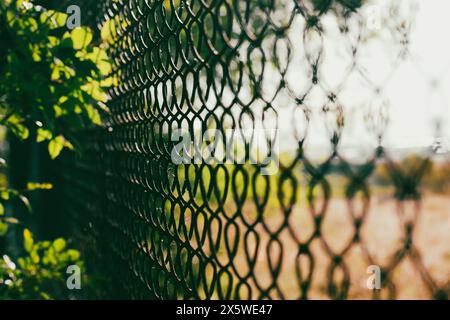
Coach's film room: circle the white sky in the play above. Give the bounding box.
[272,0,450,160]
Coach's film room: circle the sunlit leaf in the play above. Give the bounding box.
[100,19,115,43]
[27,182,53,190]
[1,191,10,200]
[40,10,68,28]
[52,238,66,252]
[40,292,51,300]
[48,135,65,159]
[37,128,52,142]
[8,119,30,140]
[85,104,101,125]
[23,228,34,252]
[30,250,40,264]
[67,249,80,261]
[71,27,93,50]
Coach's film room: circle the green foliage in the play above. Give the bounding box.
[0,228,83,299]
[0,0,110,158]
[0,171,86,299]
[0,0,109,299]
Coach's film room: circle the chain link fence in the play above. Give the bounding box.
[60,0,450,299]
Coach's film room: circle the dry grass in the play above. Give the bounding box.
[207,193,450,299]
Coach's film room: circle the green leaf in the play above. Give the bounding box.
[17,258,26,270]
[85,104,102,125]
[71,27,93,50]
[35,240,51,249]
[48,135,65,159]
[100,19,115,43]
[0,203,4,216]
[52,238,66,252]
[31,250,40,264]
[27,182,53,190]
[40,292,51,300]
[23,228,34,252]
[67,249,81,261]
[64,139,74,150]
[41,10,68,28]
[37,129,53,143]
[1,191,10,200]
[8,121,30,140]
[85,47,111,75]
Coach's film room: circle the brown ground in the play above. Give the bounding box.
[204,193,450,299]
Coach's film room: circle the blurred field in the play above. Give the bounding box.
[217,192,450,299]
[179,156,450,299]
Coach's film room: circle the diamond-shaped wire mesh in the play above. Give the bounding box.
[60,0,450,299]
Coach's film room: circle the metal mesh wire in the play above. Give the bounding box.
[60,0,450,299]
